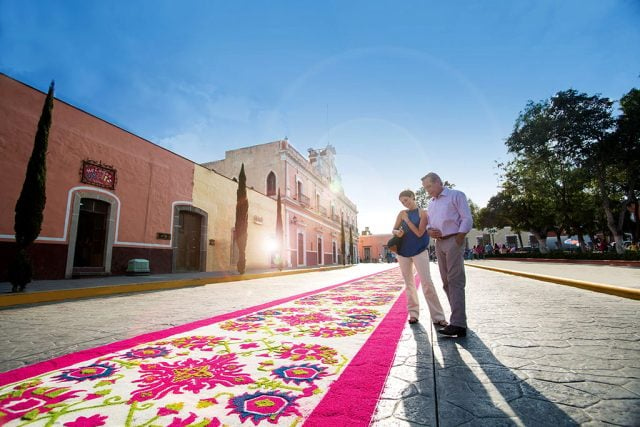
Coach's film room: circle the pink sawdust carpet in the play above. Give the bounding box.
[0,267,408,426]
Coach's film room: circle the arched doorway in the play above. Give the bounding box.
[73,198,109,274]
[173,205,208,272]
[65,189,118,278]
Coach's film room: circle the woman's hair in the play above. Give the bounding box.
[398,189,415,199]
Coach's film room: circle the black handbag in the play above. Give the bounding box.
[387,235,402,254]
[387,223,407,254]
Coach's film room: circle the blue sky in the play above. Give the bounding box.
[2,1,639,234]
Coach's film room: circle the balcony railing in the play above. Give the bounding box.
[319,206,327,216]
[298,193,310,207]
[332,214,340,223]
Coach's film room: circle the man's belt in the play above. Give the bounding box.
[438,234,457,240]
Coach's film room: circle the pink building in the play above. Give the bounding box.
[203,141,359,267]
[1,74,284,281]
[0,74,197,279]
[358,227,394,263]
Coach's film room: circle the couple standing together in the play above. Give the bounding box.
[392,172,473,338]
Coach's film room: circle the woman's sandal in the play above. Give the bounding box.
[408,317,419,324]
[433,320,448,327]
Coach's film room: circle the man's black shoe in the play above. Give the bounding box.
[437,325,467,337]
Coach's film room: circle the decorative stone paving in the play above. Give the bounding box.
[373,266,640,426]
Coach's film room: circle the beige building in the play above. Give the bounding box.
[192,165,278,272]
[203,140,358,267]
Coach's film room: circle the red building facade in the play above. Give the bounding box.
[0,74,195,279]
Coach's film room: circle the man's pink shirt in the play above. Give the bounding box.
[427,187,473,236]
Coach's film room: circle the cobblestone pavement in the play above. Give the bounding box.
[1,262,639,425]
[373,263,640,426]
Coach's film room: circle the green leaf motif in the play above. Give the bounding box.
[22,409,40,420]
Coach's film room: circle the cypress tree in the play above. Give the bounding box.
[9,81,55,292]
[349,225,354,264]
[275,188,284,271]
[234,163,248,274]
[340,215,346,266]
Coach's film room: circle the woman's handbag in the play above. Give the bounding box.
[387,223,407,254]
[387,234,403,254]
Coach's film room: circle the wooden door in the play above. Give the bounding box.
[73,198,108,271]
[176,211,202,271]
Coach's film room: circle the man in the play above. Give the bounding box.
[422,172,473,337]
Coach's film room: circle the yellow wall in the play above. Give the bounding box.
[192,165,277,272]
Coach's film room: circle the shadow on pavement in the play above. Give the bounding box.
[432,330,579,426]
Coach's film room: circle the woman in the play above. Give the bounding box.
[392,189,448,326]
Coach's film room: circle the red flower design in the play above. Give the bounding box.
[279,312,337,326]
[155,336,225,352]
[63,414,108,426]
[239,343,259,349]
[130,355,254,402]
[277,343,339,365]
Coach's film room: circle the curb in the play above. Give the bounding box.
[466,263,640,301]
[0,265,351,309]
[482,257,640,267]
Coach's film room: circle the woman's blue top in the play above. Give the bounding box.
[398,209,429,257]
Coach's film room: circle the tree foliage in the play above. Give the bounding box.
[415,180,455,209]
[615,88,640,242]
[234,163,248,273]
[484,87,638,253]
[9,81,55,291]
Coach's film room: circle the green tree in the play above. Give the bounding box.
[415,187,429,209]
[503,90,616,251]
[234,163,248,274]
[547,90,615,250]
[500,158,558,253]
[614,88,640,243]
[9,81,55,292]
[275,188,284,270]
[475,192,510,230]
[476,191,529,247]
[468,199,480,229]
[415,181,455,209]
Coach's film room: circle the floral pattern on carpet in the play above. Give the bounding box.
[0,269,405,426]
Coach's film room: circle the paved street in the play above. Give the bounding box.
[1,262,639,425]
[374,262,640,426]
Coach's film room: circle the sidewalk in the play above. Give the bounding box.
[0,264,353,308]
[465,259,640,300]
